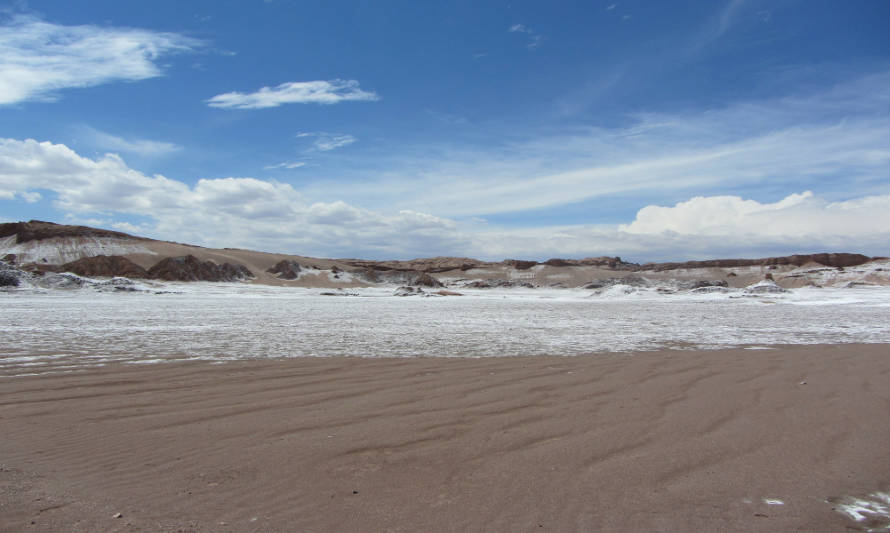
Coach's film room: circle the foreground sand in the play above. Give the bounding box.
[1,345,889,532]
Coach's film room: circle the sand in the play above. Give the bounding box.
[1,344,889,532]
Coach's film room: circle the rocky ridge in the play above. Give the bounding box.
[0,220,144,244]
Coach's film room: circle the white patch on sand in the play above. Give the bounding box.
[763,498,784,505]
[328,270,354,283]
[833,492,890,525]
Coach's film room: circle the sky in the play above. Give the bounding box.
[1,0,889,262]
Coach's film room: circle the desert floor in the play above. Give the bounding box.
[2,344,889,532]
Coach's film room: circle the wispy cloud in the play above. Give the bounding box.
[0,15,201,105]
[206,79,379,109]
[302,71,890,220]
[606,3,617,10]
[78,126,181,157]
[508,24,544,50]
[693,0,747,50]
[264,161,306,170]
[297,132,356,152]
[426,109,469,125]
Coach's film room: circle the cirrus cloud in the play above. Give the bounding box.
[0,15,201,105]
[206,79,379,109]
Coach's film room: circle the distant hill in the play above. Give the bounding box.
[1,220,884,289]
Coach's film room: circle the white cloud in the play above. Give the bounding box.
[306,71,890,219]
[206,79,379,109]
[0,137,461,258]
[297,132,356,152]
[606,4,617,11]
[264,161,306,170]
[455,190,890,261]
[78,126,180,157]
[0,15,201,105]
[3,137,888,261]
[19,190,41,203]
[622,191,890,239]
[508,24,543,49]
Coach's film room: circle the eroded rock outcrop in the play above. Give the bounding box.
[0,220,141,244]
[62,255,148,278]
[544,257,635,269]
[351,268,443,287]
[503,259,538,270]
[147,255,253,282]
[267,260,302,280]
[344,257,484,273]
[0,260,26,287]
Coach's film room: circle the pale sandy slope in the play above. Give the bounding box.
[1,344,888,532]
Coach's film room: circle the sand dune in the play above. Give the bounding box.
[2,344,889,532]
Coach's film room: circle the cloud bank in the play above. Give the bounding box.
[0,15,200,105]
[1,137,888,261]
[206,79,379,109]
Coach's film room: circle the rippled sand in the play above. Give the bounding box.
[2,344,889,532]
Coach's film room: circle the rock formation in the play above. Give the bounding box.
[0,260,25,287]
[62,255,148,278]
[147,255,253,282]
[503,259,538,270]
[0,220,141,244]
[344,257,484,273]
[267,260,302,280]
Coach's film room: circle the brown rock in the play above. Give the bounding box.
[62,255,148,278]
[504,259,538,270]
[410,272,443,288]
[147,255,253,282]
[267,260,302,280]
[343,257,485,273]
[0,220,141,244]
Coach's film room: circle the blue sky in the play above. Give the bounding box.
[1,0,889,261]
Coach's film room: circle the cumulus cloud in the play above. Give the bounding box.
[206,79,379,109]
[624,190,890,237]
[78,126,181,157]
[0,138,461,258]
[460,191,890,261]
[0,15,200,105]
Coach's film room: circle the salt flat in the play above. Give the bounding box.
[3,284,890,376]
